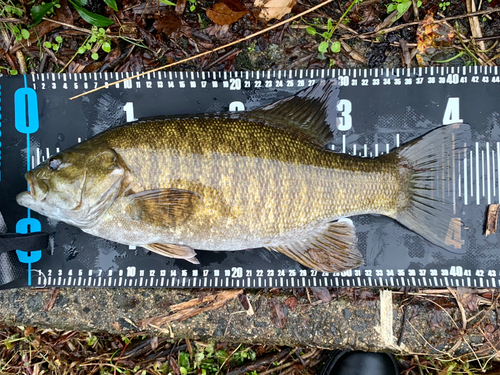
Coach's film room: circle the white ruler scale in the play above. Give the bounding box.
[2,66,499,289]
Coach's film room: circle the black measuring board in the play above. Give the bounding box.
[0,67,499,290]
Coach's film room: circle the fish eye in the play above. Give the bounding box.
[48,157,62,171]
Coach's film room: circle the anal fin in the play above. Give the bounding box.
[268,219,363,273]
[142,243,200,264]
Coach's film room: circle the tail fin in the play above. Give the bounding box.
[393,124,471,253]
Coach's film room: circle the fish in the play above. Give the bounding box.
[16,81,470,273]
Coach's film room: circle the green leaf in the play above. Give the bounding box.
[44,41,52,48]
[31,2,57,25]
[104,0,118,11]
[91,52,99,60]
[90,35,97,42]
[396,1,410,14]
[318,41,329,53]
[21,28,30,40]
[306,26,316,36]
[55,35,63,43]
[331,41,341,53]
[102,41,111,52]
[327,18,333,31]
[190,4,195,11]
[158,0,177,5]
[180,367,188,375]
[69,0,113,27]
[71,0,88,7]
[387,3,396,13]
[417,0,422,6]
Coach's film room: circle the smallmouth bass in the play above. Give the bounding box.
[16,81,470,272]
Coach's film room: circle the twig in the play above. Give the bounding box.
[469,291,500,327]
[215,344,242,375]
[343,8,500,40]
[41,17,93,35]
[42,288,60,311]
[478,326,500,358]
[0,17,25,23]
[413,354,424,375]
[466,0,485,52]
[397,304,408,347]
[447,288,468,333]
[70,0,336,100]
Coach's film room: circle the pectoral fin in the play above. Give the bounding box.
[127,188,202,227]
[142,243,200,264]
[267,219,363,273]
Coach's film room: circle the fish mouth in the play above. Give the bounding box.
[17,172,49,207]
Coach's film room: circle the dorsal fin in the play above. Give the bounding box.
[244,80,340,147]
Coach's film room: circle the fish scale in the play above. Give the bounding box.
[89,117,400,246]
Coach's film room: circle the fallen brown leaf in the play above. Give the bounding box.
[269,298,286,329]
[253,0,296,21]
[169,356,181,375]
[311,287,332,303]
[55,0,74,25]
[455,287,478,312]
[416,13,455,66]
[153,12,182,38]
[284,296,298,311]
[207,2,247,26]
[238,292,255,316]
[175,0,187,15]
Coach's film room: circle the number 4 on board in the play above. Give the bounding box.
[443,97,463,125]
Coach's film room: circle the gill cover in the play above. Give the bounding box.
[77,149,126,226]
[17,148,125,228]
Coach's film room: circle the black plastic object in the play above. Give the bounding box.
[0,68,499,289]
[318,351,400,375]
[0,232,49,254]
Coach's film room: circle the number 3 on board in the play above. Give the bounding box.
[443,97,463,125]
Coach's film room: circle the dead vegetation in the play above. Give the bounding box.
[2,287,500,374]
[1,0,500,77]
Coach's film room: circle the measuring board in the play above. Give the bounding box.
[1,66,499,290]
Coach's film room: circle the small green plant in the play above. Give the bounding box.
[44,35,63,52]
[188,0,196,11]
[387,0,421,17]
[13,26,30,42]
[85,334,98,347]
[306,19,341,55]
[438,0,450,11]
[0,66,19,75]
[304,0,362,66]
[3,3,23,17]
[1,2,30,41]
[78,26,111,60]
[247,41,257,53]
[306,19,341,67]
